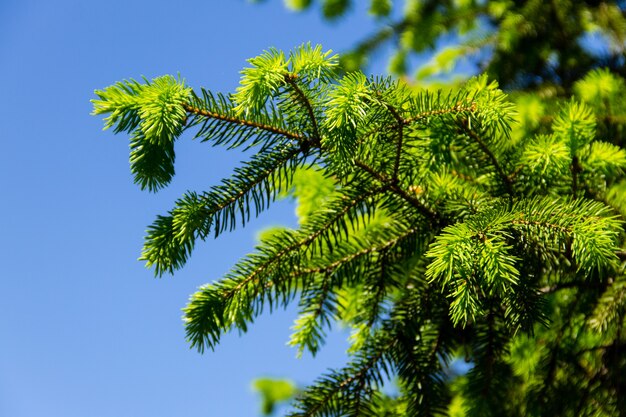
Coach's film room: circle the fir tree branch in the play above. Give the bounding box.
[405,101,477,125]
[96,44,626,417]
[511,218,571,234]
[458,119,514,196]
[291,335,396,417]
[184,184,389,352]
[366,250,390,327]
[183,102,307,142]
[288,227,419,277]
[581,184,626,222]
[287,220,422,357]
[206,146,301,235]
[288,271,335,357]
[393,125,404,180]
[354,101,477,151]
[354,159,440,222]
[382,102,405,126]
[312,272,332,326]
[222,186,386,301]
[571,155,582,198]
[350,89,477,149]
[141,144,303,275]
[540,292,582,407]
[395,312,449,415]
[379,102,406,181]
[284,74,322,147]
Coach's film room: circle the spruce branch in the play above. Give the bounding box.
[290,330,396,417]
[283,74,322,147]
[141,144,302,276]
[93,43,626,417]
[289,271,335,357]
[183,102,307,143]
[394,310,451,416]
[405,101,477,125]
[539,293,583,408]
[354,159,440,222]
[378,101,405,180]
[571,154,582,198]
[458,119,514,196]
[365,250,390,328]
[225,187,384,298]
[206,146,301,236]
[288,221,422,357]
[184,185,387,351]
[288,226,419,277]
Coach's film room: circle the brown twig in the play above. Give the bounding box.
[284,74,322,147]
[183,103,307,142]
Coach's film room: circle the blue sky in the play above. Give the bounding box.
[0,1,391,416]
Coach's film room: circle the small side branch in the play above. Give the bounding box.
[355,159,440,222]
[224,186,386,300]
[571,155,582,199]
[393,125,404,180]
[511,218,571,235]
[406,102,477,124]
[383,102,405,125]
[540,293,582,406]
[459,120,514,196]
[207,146,301,215]
[354,102,477,151]
[380,102,406,181]
[301,338,395,417]
[290,226,419,277]
[183,103,307,142]
[284,74,322,147]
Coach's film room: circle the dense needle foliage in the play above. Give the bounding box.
[277,0,626,90]
[93,42,626,416]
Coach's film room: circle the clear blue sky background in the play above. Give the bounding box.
[0,1,398,416]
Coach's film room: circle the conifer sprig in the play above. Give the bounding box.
[289,326,397,417]
[140,144,303,276]
[183,184,386,351]
[93,43,626,416]
[185,99,306,145]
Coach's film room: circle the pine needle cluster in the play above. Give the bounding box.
[93,44,626,416]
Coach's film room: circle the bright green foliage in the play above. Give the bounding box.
[234,48,289,115]
[93,75,190,191]
[275,0,626,90]
[284,0,312,11]
[93,44,626,416]
[253,377,299,415]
